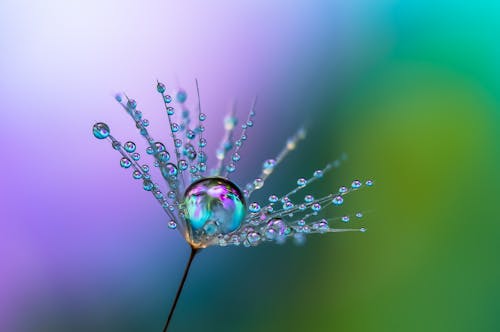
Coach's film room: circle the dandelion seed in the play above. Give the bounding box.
[92,80,374,331]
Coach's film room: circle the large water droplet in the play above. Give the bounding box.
[184,177,246,246]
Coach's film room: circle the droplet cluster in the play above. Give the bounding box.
[93,80,374,248]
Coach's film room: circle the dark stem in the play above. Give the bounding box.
[163,247,199,332]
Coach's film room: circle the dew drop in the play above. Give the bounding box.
[168,220,177,229]
[177,90,187,103]
[332,195,344,205]
[226,163,236,173]
[262,159,276,175]
[248,202,261,213]
[311,203,321,212]
[132,170,142,179]
[178,159,188,170]
[352,180,362,189]
[131,152,140,161]
[253,178,264,190]
[366,180,374,186]
[232,153,240,162]
[304,195,314,203]
[268,195,278,203]
[124,141,136,153]
[247,232,261,245]
[93,122,110,139]
[297,178,307,187]
[157,82,166,93]
[163,95,172,103]
[313,170,324,178]
[161,163,178,178]
[143,180,153,191]
[127,99,137,109]
[120,157,132,169]
[341,216,350,222]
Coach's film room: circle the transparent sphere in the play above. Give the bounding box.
[184,177,246,245]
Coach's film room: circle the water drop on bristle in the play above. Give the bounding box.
[163,95,172,103]
[177,90,187,103]
[120,157,132,169]
[339,186,348,194]
[311,203,321,212]
[356,212,363,218]
[297,178,307,186]
[262,159,276,174]
[313,170,324,178]
[124,141,136,152]
[168,220,177,229]
[352,180,362,189]
[161,163,178,178]
[156,82,166,93]
[247,232,261,245]
[253,178,264,190]
[332,195,344,205]
[93,122,110,139]
[268,195,278,203]
[304,195,314,203]
[183,177,246,246]
[366,180,374,186]
[127,99,137,109]
[249,202,261,213]
[341,216,350,222]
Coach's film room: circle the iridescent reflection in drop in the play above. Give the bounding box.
[184,177,246,245]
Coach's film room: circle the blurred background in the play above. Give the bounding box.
[1,0,499,331]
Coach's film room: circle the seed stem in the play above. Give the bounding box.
[163,247,199,332]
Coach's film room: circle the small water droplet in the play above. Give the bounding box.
[131,152,140,161]
[341,216,350,222]
[311,203,321,212]
[177,90,187,103]
[178,159,188,170]
[268,195,278,203]
[297,178,307,187]
[253,178,264,190]
[226,163,236,173]
[332,195,344,205]
[120,157,132,169]
[168,220,177,229]
[127,99,137,109]
[352,180,362,189]
[262,159,276,175]
[249,202,261,213]
[157,82,166,93]
[247,232,261,245]
[93,123,110,139]
[163,95,172,103]
[124,141,136,153]
[313,170,324,178]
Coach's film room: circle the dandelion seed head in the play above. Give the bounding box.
[92,80,374,249]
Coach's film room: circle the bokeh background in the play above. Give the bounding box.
[1,0,499,331]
